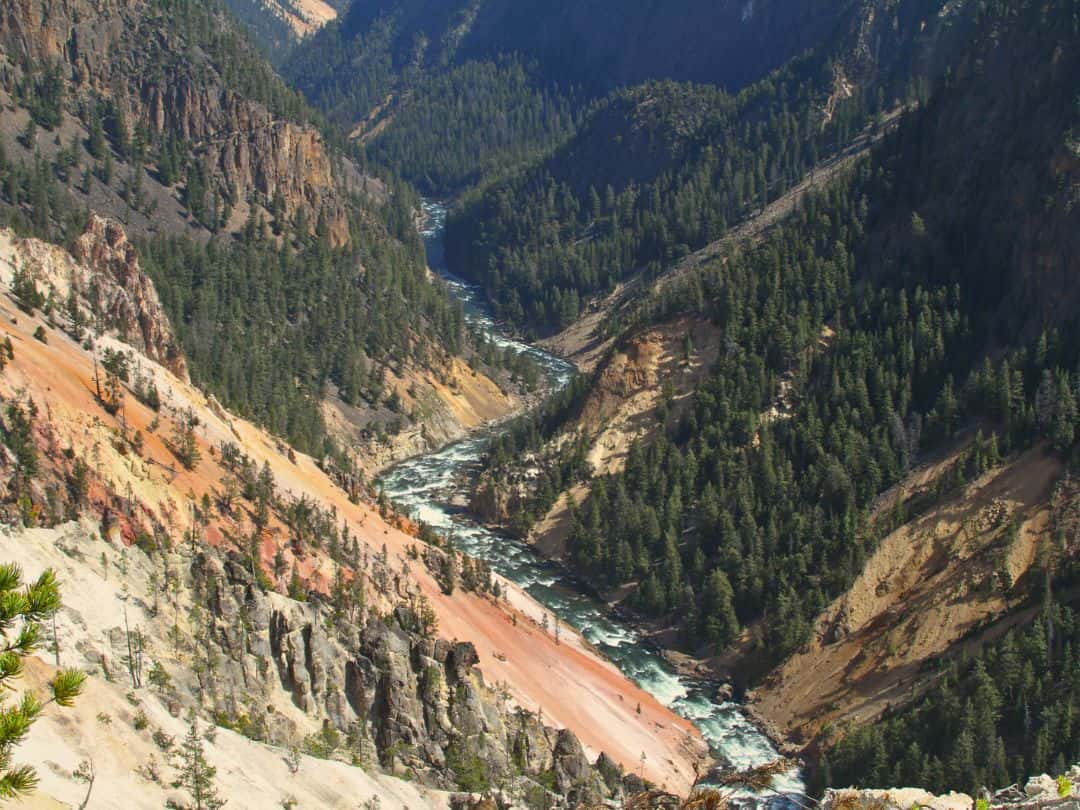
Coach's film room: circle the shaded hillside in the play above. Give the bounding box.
[0,0,526,463]
[282,0,860,197]
[444,0,968,334]
[476,0,1079,789]
[317,0,849,95]
[361,58,581,195]
[284,20,581,195]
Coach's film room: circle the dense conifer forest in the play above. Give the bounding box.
[0,0,493,460]
[140,196,467,455]
[486,0,1080,754]
[443,75,879,334]
[284,20,582,197]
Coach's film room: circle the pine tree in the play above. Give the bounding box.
[1051,371,1076,450]
[10,265,44,315]
[0,564,85,800]
[87,104,106,160]
[171,714,225,810]
[170,409,201,471]
[287,563,306,602]
[703,569,739,648]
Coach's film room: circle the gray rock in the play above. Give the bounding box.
[182,547,619,803]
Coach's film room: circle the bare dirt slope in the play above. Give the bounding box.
[749,442,1066,747]
[274,0,338,37]
[528,315,720,557]
[0,228,707,792]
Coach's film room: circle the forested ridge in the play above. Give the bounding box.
[140,192,469,455]
[0,0,499,462]
[442,0,962,336]
[291,0,852,98]
[282,0,897,202]
[364,59,581,195]
[284,15,583,197]
[482,0,1080,785]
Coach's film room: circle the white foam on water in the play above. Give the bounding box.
[581,621,637,649]
[631,659,690,706]
[411,503,454,529]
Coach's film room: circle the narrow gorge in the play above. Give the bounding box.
[379,202,804,797]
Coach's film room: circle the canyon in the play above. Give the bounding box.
[0,216,713,806]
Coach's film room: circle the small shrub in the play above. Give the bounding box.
[96,712,111,726]
[33,325,47,343]
[133,710,149,730]
[139,755,161,783]
[152,729,174,752]
[303,726,341,759]
[286,745,302,775]
[133,531,157,555]
[1058,776,1074,798]
[147,660,172,692]
[445,739,490,793]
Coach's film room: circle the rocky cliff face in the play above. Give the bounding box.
[469,472,528,527]
[138,78,351,244]
[0,0,134,72]
[195,550,620,805]
[0,0,353,244]
[7,509,631,807]
[0,216,187,377]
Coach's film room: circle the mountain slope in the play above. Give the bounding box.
[443,0,974,334]
[0,221,710,803]
[223,0,343,58]
[319,0,850,95]
[471,0,1080,791]
[0,0,529,468]
[0,0,353,244]
[282,0,866,198]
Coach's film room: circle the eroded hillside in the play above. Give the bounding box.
[0,221,711,806]
[464,0,1080,793]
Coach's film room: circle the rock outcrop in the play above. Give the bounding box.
[0,0,353,244]
[71,216,188,377]
[0,217,187,377]
[469,471,529,528]
[192,549,620,805]
[820,767,1080,810]
[139,78,351,245]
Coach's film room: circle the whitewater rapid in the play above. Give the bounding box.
[378,201,804,798]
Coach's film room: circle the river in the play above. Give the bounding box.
[378,201,804,798]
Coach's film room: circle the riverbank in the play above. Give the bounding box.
[377,200,806,797]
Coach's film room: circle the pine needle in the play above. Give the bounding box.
[715,757,795,792]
